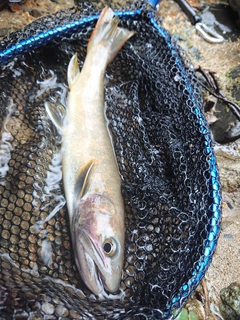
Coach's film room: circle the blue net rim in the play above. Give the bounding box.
[0,5,222,318]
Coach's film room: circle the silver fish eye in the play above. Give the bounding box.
[103,238,117,257]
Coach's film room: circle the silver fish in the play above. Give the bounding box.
[46,6,135,296]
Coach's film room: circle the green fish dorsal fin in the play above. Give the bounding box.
[45,101,65,131]
[68,53,80,89]
[75,160,94,200]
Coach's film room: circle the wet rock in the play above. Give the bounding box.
[201,4,240,41]
[185,298,205,320]
[230,65,240,80]
[210,101,240,143]
[229,65,240,101]
[210,65,240,143]
[215,153,240,192]
[219,281,240,320]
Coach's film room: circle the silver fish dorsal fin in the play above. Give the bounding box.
[68,53,80,89]
[75,160,94,200]
[45,101,65,131]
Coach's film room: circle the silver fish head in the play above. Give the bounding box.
[72,193,124,296]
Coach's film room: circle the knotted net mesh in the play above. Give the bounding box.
[0,0,221,319]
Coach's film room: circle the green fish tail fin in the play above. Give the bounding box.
[87,6,135,64]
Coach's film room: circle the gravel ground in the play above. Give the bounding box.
[0,0,240,319]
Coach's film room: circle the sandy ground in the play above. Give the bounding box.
[0,0,240,319]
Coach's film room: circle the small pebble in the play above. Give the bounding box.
[41,302,55,315]
[223,233,234,240]
[29,9,42,18]
[56,305,69,317]
[227,201,234,209]
[9,3,23,13]
[0,28,11,37]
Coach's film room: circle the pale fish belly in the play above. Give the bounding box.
[62,44,124,225]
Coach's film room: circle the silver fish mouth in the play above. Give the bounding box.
[81,229,107,268]
[76,229,108,295]
[91,259,104,293]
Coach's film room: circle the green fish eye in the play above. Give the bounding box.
[103,238,117,257]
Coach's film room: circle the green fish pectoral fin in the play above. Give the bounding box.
[75,160,94,200]
[45,101,65,131]
[68,53,80,89]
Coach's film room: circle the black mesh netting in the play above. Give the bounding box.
[0,0,221,319]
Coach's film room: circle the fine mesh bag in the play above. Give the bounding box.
[0,0,221,319]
